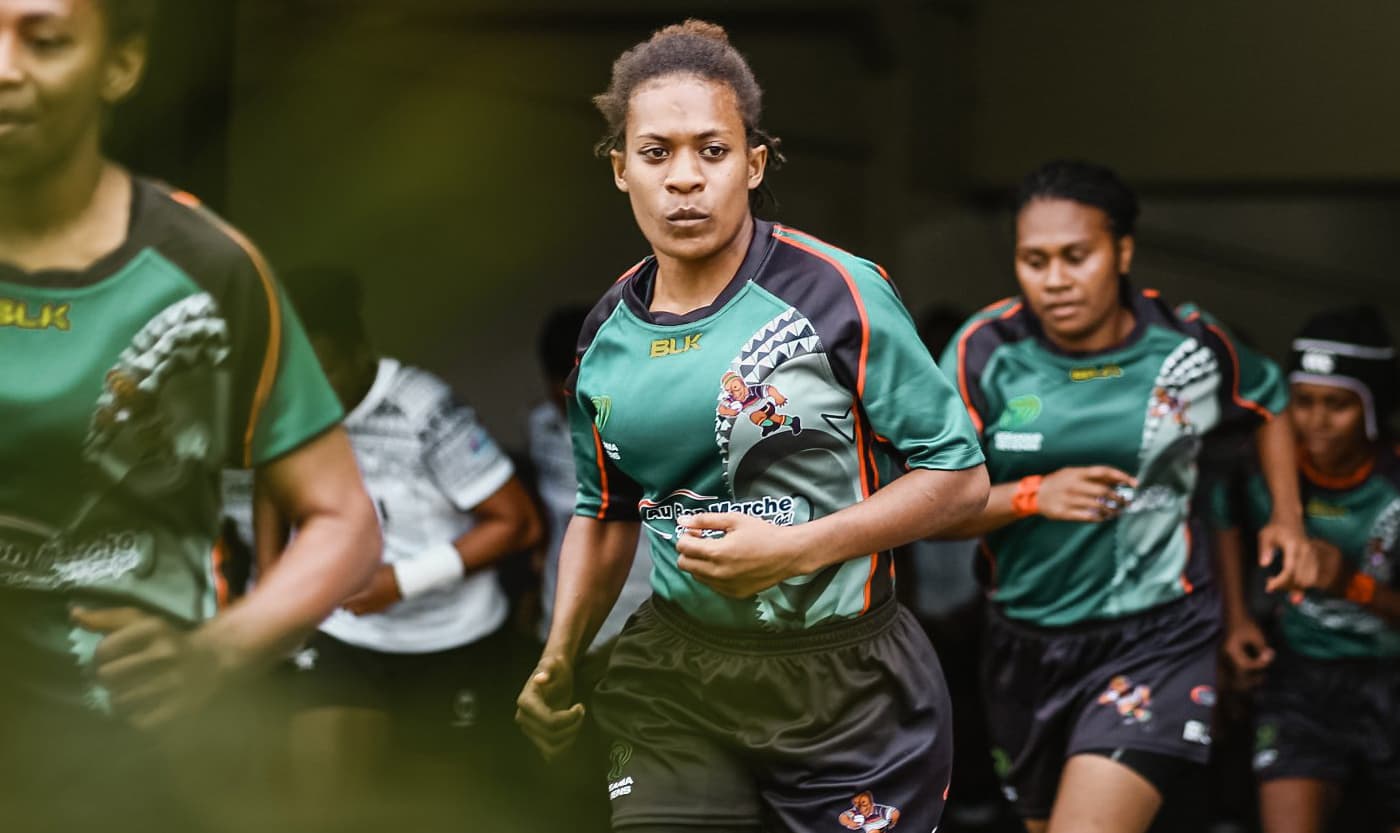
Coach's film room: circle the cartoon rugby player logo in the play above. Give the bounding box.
[717,370,802,437]
[1097,675,1153,724]
[838,791,900,831]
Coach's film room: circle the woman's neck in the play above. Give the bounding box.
[0,142,129,272]
[650,214,754,316]
[1046,302,1136,354]
[1303,440,1376,481]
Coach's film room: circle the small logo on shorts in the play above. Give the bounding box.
[1182,719,1212,746]
[1190,685,1216,707]
[1098,675,1152,724]
[451,689,477,728]
[606,741,635,801]
[292,647,318,671]
[1253,723,1279,770]
[838,791,901,830]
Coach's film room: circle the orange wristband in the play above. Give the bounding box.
[1012,475,1043,518]
[1344,573,1376,606]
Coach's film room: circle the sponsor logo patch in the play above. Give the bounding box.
[590,395,613,431]
[993,431,1043,453]
[995,394,1042,430]
[1301,351,1336,375]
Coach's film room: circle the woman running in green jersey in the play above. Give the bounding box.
[1213,307,1400,833]
[516,19,990,833]
[0,0,378,823]
[939,160,1316,833]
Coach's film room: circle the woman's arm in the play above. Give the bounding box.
[516,516,641,759]
[77,428,380,728]
[677,464,988,598]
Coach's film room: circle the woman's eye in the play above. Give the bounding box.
[640,147,668,161]
[30,34,73,51]
[700,145,728,159]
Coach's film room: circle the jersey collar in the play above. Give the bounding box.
[622,219,776,326]
[0,174,155,289]
[345,357,401,425]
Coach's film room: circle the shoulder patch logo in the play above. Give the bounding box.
[591,395,613,431]
[995,394,1042,430]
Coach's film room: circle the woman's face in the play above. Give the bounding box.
[610,74,766,265]
[1289,381,1369,466]
[0,0,143,181]
[1014,198,1134,347]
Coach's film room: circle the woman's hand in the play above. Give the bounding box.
[675,513,806,598]
[1035,466,1137,522]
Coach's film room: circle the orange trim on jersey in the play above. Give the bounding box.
[614,259,646,284]
[1205,322,1273,422]
[771,233,871,400]
[1142,288,1161,299]
[1300,452,1374,491]
[211,540,230,609]
[955,321,994,433]
[861,552,880,614]
[162,187,285,467]
[590,424,611,519]
[1179,524,1195,594]
[773,229,886,610]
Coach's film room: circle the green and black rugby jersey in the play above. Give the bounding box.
[942,283,1287,627]
[0,177,342,711]
[1208,448,1400,659]
[568,221,984,631]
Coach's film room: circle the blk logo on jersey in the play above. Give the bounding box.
[0,298,71,330]
[650,332,702,358]
[1069,364,1123,382]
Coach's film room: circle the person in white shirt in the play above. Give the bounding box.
[264,267,542,822]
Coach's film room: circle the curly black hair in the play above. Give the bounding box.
[1016,159,1139,239]
[594,19,784,209]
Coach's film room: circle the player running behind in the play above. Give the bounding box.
[0,0,379,826]
[515,19,989,833]
[937,159,1317,833]
[258,267,543,824]
[1212,306,1400,833]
